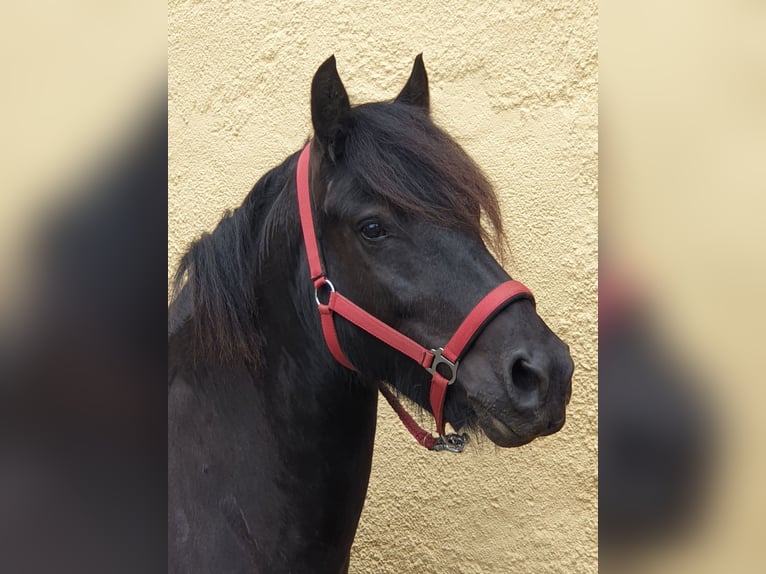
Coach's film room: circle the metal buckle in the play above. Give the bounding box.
[426,347,459,384]
[433,432,468,453]
[314,278,335,306]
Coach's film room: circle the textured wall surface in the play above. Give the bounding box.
[169,1,598,572]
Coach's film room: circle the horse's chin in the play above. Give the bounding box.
[471,403,536,448]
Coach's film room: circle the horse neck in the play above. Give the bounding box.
[169,168,380,571]
[256,254,380,467]
[222,274,379,569]
[169,289,379,573]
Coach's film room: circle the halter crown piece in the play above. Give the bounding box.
[296,142,534,452]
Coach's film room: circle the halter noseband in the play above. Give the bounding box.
[296,142,534,452]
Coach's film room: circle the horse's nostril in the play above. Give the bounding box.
[510,357,549,401]
[511,359,537,392]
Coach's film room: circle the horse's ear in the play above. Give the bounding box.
[311,55,350,162]
[395,53,430,111]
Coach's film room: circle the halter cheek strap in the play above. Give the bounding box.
[296,142,534,452]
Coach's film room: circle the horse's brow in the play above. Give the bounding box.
[322,177,379,218]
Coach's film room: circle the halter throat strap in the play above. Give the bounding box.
[296,142,534,451]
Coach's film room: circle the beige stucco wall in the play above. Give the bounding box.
[169,2,597,572]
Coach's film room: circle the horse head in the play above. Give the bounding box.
[303,55,574,447]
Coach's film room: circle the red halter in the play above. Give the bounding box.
[296,143,534,452]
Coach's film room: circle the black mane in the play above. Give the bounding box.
[170,101,504,368]
[170,151,299,368]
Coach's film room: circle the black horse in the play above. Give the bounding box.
[169,55,574,573]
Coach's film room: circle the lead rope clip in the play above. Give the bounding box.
[432,432,468,453]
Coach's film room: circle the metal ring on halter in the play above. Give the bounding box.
[426,347,459,384]
[314,278,336,306]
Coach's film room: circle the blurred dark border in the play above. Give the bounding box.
[0,6,168,571]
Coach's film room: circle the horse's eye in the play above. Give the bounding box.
[359,221,386,240]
